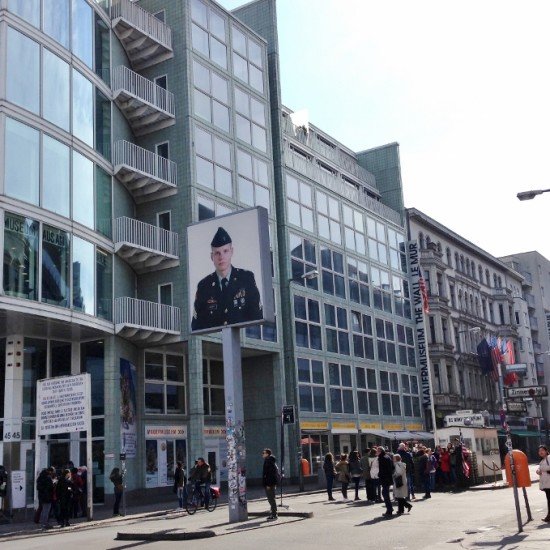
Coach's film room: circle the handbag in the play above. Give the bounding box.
[394,475,403,488]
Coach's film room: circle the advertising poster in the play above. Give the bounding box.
[120,359,137,458]
[187,206,274,334]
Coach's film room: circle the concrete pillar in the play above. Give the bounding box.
[187,336,205,467]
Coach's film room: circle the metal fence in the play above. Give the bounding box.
[114,297,181,333]
[114,217,178,257]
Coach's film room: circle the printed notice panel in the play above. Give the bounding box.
[37,374,90,435]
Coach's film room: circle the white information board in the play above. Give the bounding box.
[11,470,26,509]
[37,374,90,435]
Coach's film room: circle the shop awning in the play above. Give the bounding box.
[361,429,392,439]
[411,431,435,440]
[386,431,419,440]
[497,429,541,438]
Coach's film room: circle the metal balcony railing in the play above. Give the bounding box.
[112,66,175,118]
[114,297,180,334]
[114,217,178,258]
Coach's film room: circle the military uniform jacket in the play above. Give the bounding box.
[192,267,262,330]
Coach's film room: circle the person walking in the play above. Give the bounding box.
[349,450,363,501]
[109,467,124,516]
[397,443,416,501]
[335,453,350,500]
[323,453,337,501]
[36,468,54,529]
[262,448,280,520]
[369,447,382,502]
[174,461,187,510]
[56,469,74,527]
[536,445,550,522]
[417,449,431,499]
[378,447,394,517]
[393,454,412,515]
[360,449,373,502]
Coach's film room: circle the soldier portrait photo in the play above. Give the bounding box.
[191,226,263,331]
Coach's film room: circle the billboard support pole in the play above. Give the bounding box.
[222,327,248,523]
[86,374,93,521]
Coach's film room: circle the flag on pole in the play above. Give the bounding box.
[418,274,430,313]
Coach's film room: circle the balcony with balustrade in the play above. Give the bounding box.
[113,140,177,203]
[111,0,173,70]
[114,217,179,273]
[112,66,175,136]
[114,297,181,344]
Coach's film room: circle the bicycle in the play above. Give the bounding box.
[185,483,220,514]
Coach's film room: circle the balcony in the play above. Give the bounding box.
[114,217,179,273]
[111,0,173,70]
[113,141,177,203]
[114,297,180,344]
[112,67,175,136]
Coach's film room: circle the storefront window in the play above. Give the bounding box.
[41,225,70,307]
[72,151,95,228]
[23,338,47,417]
[43,50,70,131]
[3,213,39,301]
[96,249,112,321]
[43,0,70,48]
[72,0,93,68]
[4,118,40,206]
[51,341,71,377]
[42,135,70,218]
[6,27,40,114]
[72,69,94,147]
[72,237,95,315]
[81,340,105,416]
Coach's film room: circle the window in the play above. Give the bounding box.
[6,27,40,114]
[329,363,354,414]
[287,175,314,232]
[371,266,392,313]
[156,142,170,160]
[245,317,277,342]
[73,151,94,229]
[203,358,224,415]
[42,136,70,219]
[356,367,379,415]
[145,352,186,414]
[42,225,70,307]
[193,60,230,132]
[396,324,416,367]
[392,275,409,318]
[297,358,326,412]
[158,211,171,231]
[401,374,421,417]
[191,0,227,69]
[376,318,397,364]
[72,0,93,68]
[237,149,270,211]
[194,126,232,197]
[387,227,405,272]
[197,195,233,220]
[72,68,94,147]
[3,213,39,301]
[343,205,365,254]
[289,234,318,290]
[159,283,173,306]
[72,237,95,315]
[367,216,388,265]
[316,190,341,244]
[231,26,264,93]
[95,166,112,238]
[324,304,349,355]
[348,257,370,306]
[235,88,267,151]
[43,49,70,131]
[155,75,167,89]
[321,247,345,298]
[8,0,40,27]
[380,371,401,416]
[351,311,374,359]
[294,296,322,350]
[96,248,112,321]
[95,88,111,160]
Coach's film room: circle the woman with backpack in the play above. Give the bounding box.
[335,453,350,500]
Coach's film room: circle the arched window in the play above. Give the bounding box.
[493,274,498,288]
[485,269,490,286]
[426,235,431,248]
[419,232,425,249]
[455,252,459,270]
[446,247,452,265]
[437,242,442,253]
[478,265,483,281]
[466,258,470,276]
[460,255,465,272]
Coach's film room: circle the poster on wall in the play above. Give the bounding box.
[187,206,274,334]
[120,359,137,458]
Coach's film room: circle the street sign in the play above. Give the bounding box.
[282,405,295,424]
[10,471,26,509]
[505,386,548,398]
[120,453,126,461]
[444,413,485,427]
[505,401,527,414]
[505,363,527,374]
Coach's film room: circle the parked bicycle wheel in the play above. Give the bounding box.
[185,493,198,515]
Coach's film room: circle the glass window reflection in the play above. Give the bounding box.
[8,0,40,27]
[43,0,70,48]
[42,135,70,218]
[95,167,112,238]
[72,69,94,147]
[42,225,70,307]
[95,89,111,160]
[73,237,95,315]
[72,0,93,68]
[3,213,39,301]
[72,151,95,228]
[7,27,40,114]
[4,118,40,206]
[96,249,112,320]
[43,50,70,131]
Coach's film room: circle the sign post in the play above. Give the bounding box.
[280,405,295,508]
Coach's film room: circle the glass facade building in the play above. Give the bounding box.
[0,0,424,508]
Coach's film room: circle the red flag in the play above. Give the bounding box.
[419,275,430,313]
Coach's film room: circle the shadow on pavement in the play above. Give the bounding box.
[355,515,396,526]
[468,533,527,548]
[109,540,156,550]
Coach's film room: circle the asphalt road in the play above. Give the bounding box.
[2,483,549,550]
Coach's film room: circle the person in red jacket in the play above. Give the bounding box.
[439,448,452,489]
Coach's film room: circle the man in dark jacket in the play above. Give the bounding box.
[377,447,394,517]
[262,448,280,520]
[191,457,211,508]
[397,443,416,500]
[174,461,187,510]
[37,468,54,529]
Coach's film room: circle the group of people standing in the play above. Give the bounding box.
[36,465,88,529]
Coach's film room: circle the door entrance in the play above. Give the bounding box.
[48,441,71,470]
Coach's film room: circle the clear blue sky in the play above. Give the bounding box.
[218,0,550,261]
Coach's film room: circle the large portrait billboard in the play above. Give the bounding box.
[187,206,274,334]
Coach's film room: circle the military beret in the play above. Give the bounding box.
[211,226,232,247]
